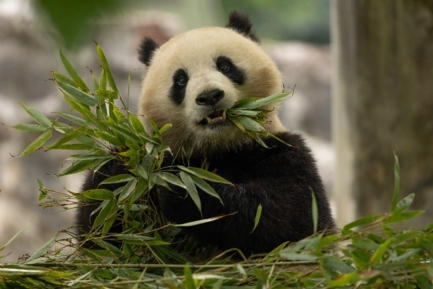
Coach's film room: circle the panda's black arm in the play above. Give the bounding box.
[158,132,336,255]
[75,158,130,242]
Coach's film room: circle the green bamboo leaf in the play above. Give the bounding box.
[311,189,318,234]
[173,212,237,227]
[393,193,415,214]
[95,131,123,147]
[19,102,51,127]
[47,143,93,151]
[82,189,114,200]
[135,164,149,180]
[322,255,356,274]
[91,69,100,91]
[51,71,79,89]
[234,92,291,110]
[183,265,197,289]
[114,234,155,245]
[280,252,318,261]
[391,153,400,212]
[227,115,246,132]
[118,178,138,203]
[129,112,146,134]
[104,122,141,144]
[101,215,116,237]
[37,178,47,201]
[11,123,47,133]
[44,130,83,150]
[96,44,119,95]
[231,97,260,109]
[51,120,72,134]
[178,166,232,185]
[251,203,262,233]
[145,142,154,154]
[228,109,260,117]
[384,210,424,224]
[70,153,112,161]
[156,172,186,189]
[420,239,433,257]
[57,159,99,176]
[370,239,391,266]
[115,234,170,246]
[147,118,161,134]
[100,174,135,185]
[99,67,106,90]
[96,89,118,102]
[92,198,117,230]
[237,115,264,132]
[158,123,172,135]
[253,135,269,148]
[57,81,98,107]
[64,96,106,131]
[189,174,222,203]
[59,50,89,92]
[25,233,57,264]
[56,112,88,126]
[180,171,201,216]
[328,272,360,288]
[351,237,379,251]
[341,214,383,235]
[19,129,52,157]
[128,178,149,205]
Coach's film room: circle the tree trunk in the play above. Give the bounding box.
[332,0,433,227]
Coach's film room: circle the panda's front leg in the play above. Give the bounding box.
[158,176,308,256]
[158,134,336,256]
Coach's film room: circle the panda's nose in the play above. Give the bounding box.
[196,89,224,106]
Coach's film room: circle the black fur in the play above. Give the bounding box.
[76,132,336,255]
[216,56,245,85]
[158,132,336,255]
[169,69,189,104]
[226,10,260,43]
[138,37,159,66]
[75,158,130,248]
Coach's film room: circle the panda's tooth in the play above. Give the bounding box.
[206,117,212,123]
[222,111,226,120]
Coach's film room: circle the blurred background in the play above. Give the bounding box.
[1,0,432,262]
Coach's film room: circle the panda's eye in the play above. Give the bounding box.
[215,56,245,85]
[218,62,231,72]
[176,76,187,86]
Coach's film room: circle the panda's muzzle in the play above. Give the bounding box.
[199,110,227,125]
[196,89,228,125]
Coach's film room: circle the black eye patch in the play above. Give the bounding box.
[216,56,245,85]
[170,69,188,104]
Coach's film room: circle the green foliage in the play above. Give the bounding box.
[34,0,138,49]
[12,46,239,265]
[2,46,432,288]
[227,91,292,147]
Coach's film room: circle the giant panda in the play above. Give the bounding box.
[76,11,336,257]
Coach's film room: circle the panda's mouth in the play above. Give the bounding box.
[199,110,227,125]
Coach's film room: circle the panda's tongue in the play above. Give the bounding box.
[204,110,226,124]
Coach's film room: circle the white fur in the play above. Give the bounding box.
[139,26,286,155]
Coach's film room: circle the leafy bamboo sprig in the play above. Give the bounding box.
[12,45,233,262]
[227,91,292,147]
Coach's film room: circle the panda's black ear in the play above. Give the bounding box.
[226,10,259,43]
[138,37,160,66]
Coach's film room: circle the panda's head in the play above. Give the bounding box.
[138,11,286,155]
